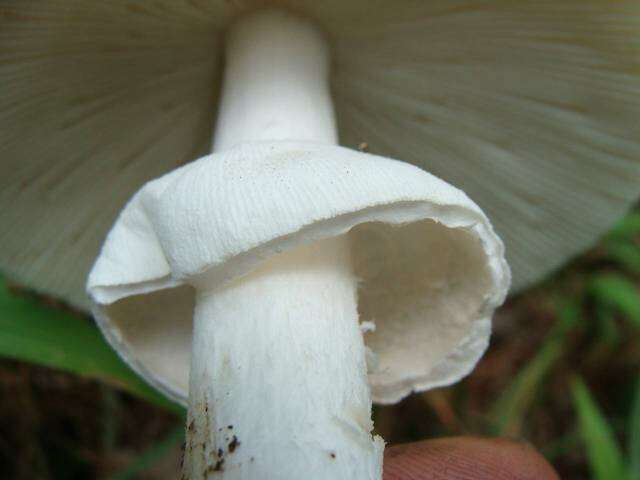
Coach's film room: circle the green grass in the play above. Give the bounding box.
[604,213,640,275]
[572,377,631,480]
[0,278,183,415]
[588,274,640,329]
[488,210,640,476]
[490,300,580,436]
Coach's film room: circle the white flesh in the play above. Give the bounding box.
[183,10,383,480]
[212,9,337,151]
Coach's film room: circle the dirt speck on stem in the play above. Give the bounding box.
[207,458,225,473]
[228,435,240,453]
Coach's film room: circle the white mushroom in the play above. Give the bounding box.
[1,2,638,478]
[88,10,508,479]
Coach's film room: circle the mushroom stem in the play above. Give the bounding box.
[185,237,383,479]
[212,9,337,151]
[183,9,383,480]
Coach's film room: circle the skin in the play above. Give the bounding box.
[383,437,559,480]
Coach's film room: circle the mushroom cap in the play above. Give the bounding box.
[1,1,639,309]
[88,141,509,404]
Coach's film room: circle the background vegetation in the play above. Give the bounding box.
[1,209,639,479]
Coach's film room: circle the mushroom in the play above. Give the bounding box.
[87,10,509,478]
[0,1,637,477]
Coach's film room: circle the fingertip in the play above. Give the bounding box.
[383,436,559,480]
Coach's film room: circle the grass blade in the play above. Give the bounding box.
[490,300,580,436]
[589,274,640,329]
[606,213,640,243]
[604,244,640,274]
[571,377,628,480]
[0,279,183,414]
